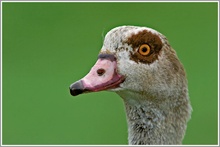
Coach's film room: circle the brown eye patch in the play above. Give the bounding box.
[126,30,163,64]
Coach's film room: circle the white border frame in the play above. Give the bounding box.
[0,1,219,147]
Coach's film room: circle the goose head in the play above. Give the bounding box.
[69,26,192,145]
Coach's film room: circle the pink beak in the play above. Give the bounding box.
[69,54,125,96]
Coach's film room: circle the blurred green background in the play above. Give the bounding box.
[2,2,218,145]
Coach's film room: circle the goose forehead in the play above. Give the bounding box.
[107,26,160,37]
[102,26,163,53]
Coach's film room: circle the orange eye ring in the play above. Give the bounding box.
[138,44,151,56]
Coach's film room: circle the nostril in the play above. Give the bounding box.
[97,68,106,76]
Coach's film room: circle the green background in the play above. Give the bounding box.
[2,2,218,145]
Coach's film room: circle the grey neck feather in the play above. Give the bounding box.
[117,91,191,145]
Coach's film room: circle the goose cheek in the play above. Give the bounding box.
[70,59,125,96]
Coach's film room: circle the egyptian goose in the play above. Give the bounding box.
[69,26,192,145]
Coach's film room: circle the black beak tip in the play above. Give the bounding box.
[69,80,85,96]
[70,88,83,96]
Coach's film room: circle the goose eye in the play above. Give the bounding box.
[138,44,151,56]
